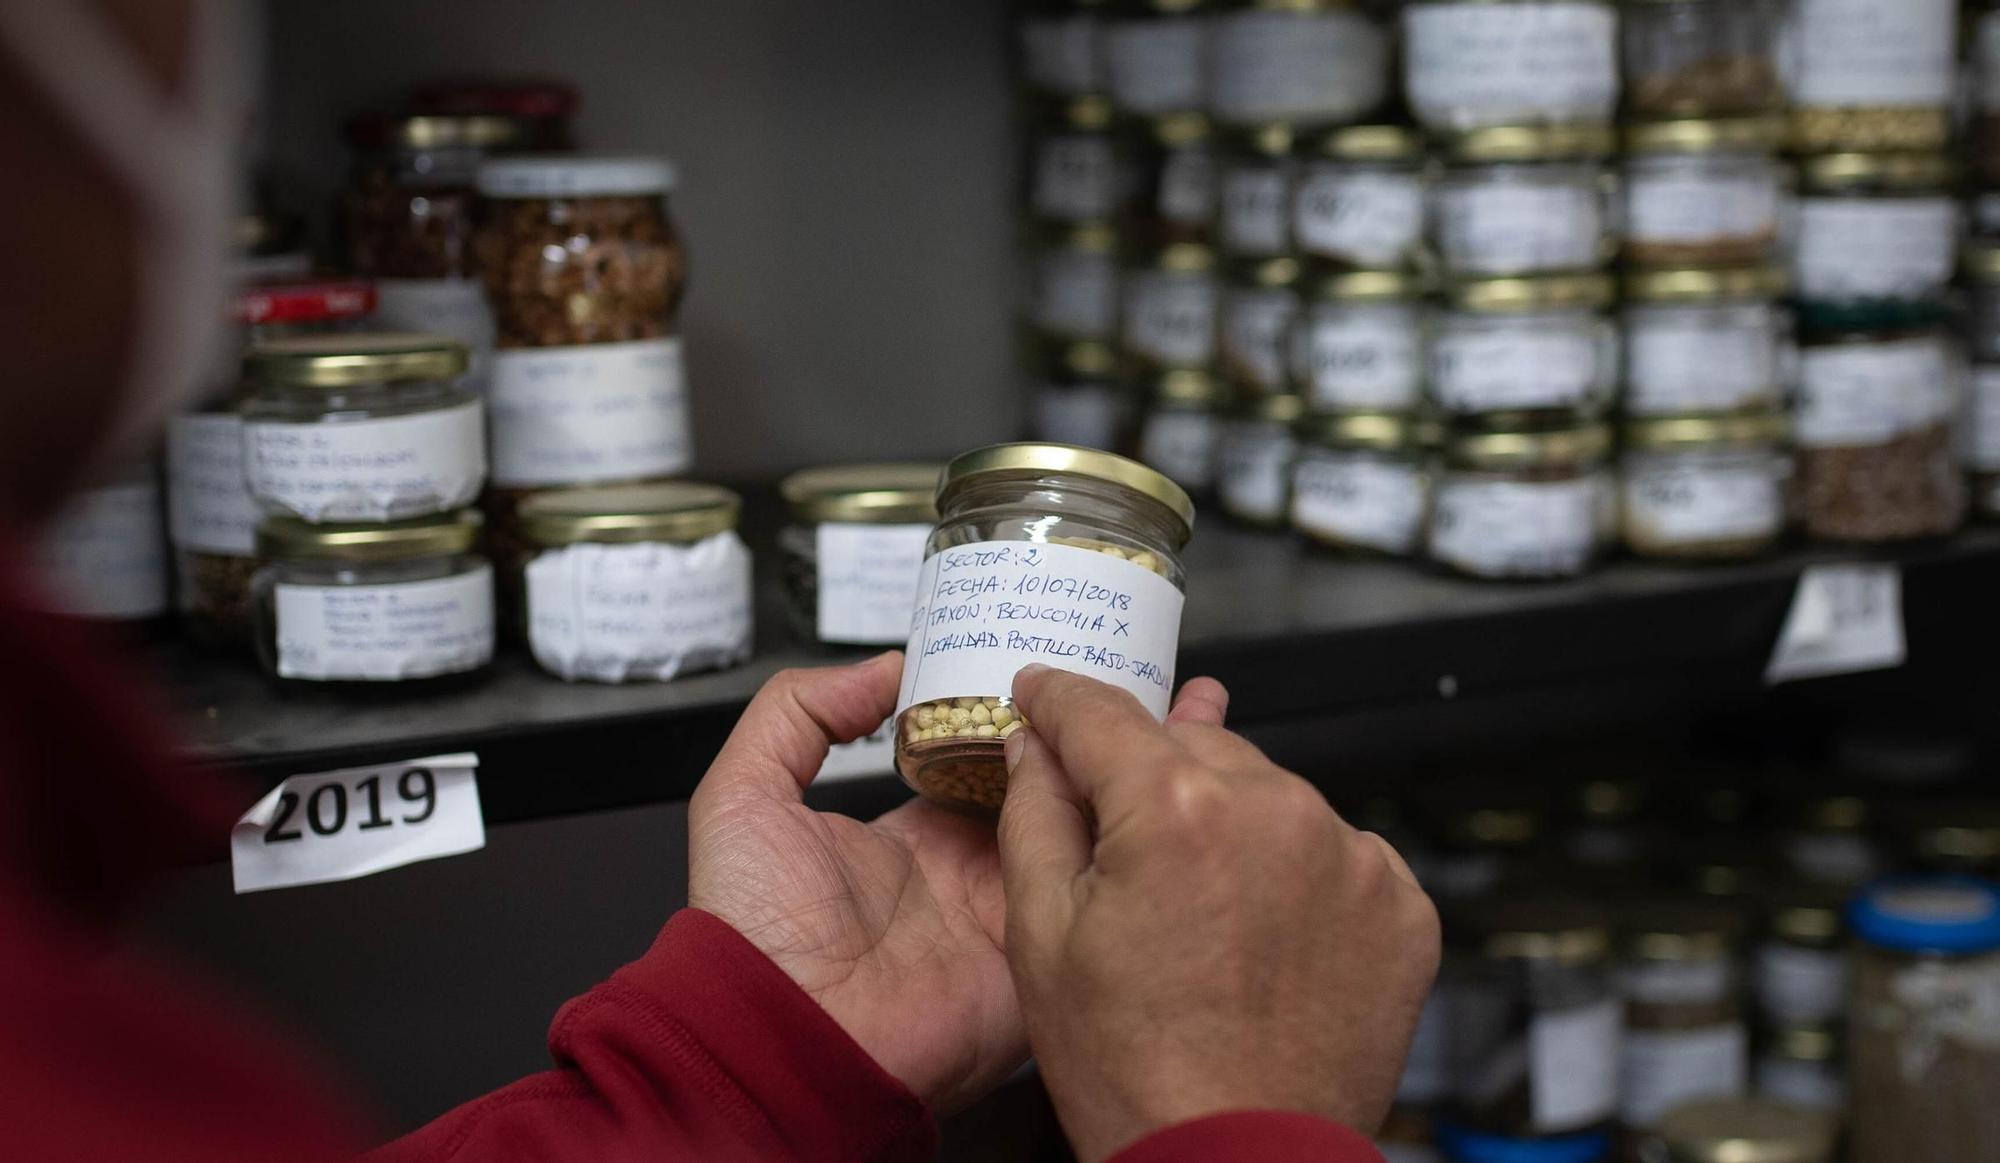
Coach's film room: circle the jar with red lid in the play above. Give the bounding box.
[408,78,580,150]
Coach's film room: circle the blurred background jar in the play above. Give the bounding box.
[1118,112,1216,251]
[1027,220,1119,344]
[1753,1025,1845,1113]
[1621,0,1787,119]
[1785,0,1957,152]
[1621,266,1785,418]
[1646,1099,1836,1163]
[1219,255,1302,397]
[1403,0,1620,134]
[1290,411,1431,556]
[1755,882,1850,1032]
[1619,414,1790,562]
[778,464,939,648]
[1029,338,1128,449]
[1216,391,1302,526]
[1027,95,1122,225]
[1217,122,1295,263]
[1615,905,1750,1135]
[1206,0,1389,130]
[1120,240,1220,374]
[1427,422,1614,581]
[1136,368,1224,493]
[1293,123,1429,274]
[1294,270,1427,414]
[1434,127,1619,279]
[1018,0,1106,101]
[1620,117,1785,268]
[1101,0,1211,121]
[1430,275,1619,425]
[1790,153,1958,312]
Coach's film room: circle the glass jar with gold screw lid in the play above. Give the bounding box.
[1216,391,1303,527]
[1791,152,1959,310]
[1622,0,1787,119]
[1295,269,1428,413]
[1030,338,1128,450]
[1403,0,1619,134]
[1620,413,1790,561]
[1428,421,1615,580]
[1101,0,1211,120]
[1434,125,1619,279]
[778,464,940,648]
[1217,123,1297,262]
[1754,1025,1845,1113]
[1785,0,1957,152]
[1207,0,1389,130]
[1615,903,1750,1134]
[1293,123,1428,273]
[1028,94,1121,225]
[1755,882,1849,1031]
[1120,112,1217,251]
[1431,274,1619,424]
[1623,265,1787,418]
[1137,367,1226,493]
[1290,411,1431,556]
[1219,255,1303,397]
[1028,220,1119,344]
[894,443,1195,812]
[1621,117,1786,268]
[1121,240,1221,373]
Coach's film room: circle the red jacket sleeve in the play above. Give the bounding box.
[369,909,935,1163]
[1111,1111,1385,1163]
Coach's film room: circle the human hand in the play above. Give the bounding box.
[997,665,1441,1162]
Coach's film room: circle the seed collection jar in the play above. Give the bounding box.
[1028,95,1121,224]
[1403,0,1620,135]
[1615,907,1749,1131]
[1291,411,1431,556]
[1622,267,1785,417]
[1619,414,1790,561]
[1785,0,1958,153]
[1019,0,1104,100]
[1137,369,1224,492]
[1790,152,1959,309]
[1435,127,1619,278]
[1430,275,1619,423]
[778,464,939,647]
[1755,884,1850,1030]
[1294,123,1429,273]
[1649,1099,1836,1163]
[1218,124,1295,261]
[1206,0,1388,129]
[1754,1025,1846,1113]
[1621,118,1785,268]
[894,443,1195,812]
[1119,112,1217,251]
[242,333,487,524]
[1216,391,1302,526]
[1121,241,1220,372]
[1102,0,1210,120]
[1847,876,2000,1163]
[1296,270,1427,413]
[517,483,753,683]
[251,510,495,685]
[1219,256,1301,396]
[1428,423,1614,580]
[1621,0,1786,119]
[1029,221,1119,342]
[1031,339,1128,450]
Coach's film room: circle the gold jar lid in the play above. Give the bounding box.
[1309,122,1424,162]
[1237,393,1305,424]
[1625,265,1788,304]
[1625,116,1787,155]
[1447,123,1618,163]
[1311,268,1422,303]
[1448,423,1615,470]
[1798,151,1954,194]
[1135,240,1218,273]
[1766,1024,1839,1063]
[1654,1098,1838,1163]
[1966,238,2000,284]
[1479,898,1613,963]
[939,443,1196,541]
[780,463,942,525]
[1139,110,1211,149]
[1123,0,1208,13]
[1228,254,1302,289]
[1036,219,1118,253]
[1040,337,1119,379]
[1769,886,1845,945]
[1222,121,1296,158]
[388,113,527,150]
[518,482,742,546]
[257,510,483,562]
[1624,412,1788,452]
[1148,367,1225,407]
[1576,777,1642,821]
[1301,410,1418,452]
[1448,273,1616,313]
[1048,93,1116,132]
[246,332,470,388]
[1623,902,1739,962]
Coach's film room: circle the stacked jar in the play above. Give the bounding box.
[1975,1,2000,237]
[1023,93,1125,449]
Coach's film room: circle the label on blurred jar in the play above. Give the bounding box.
[1156,146,1217,226]
[526,536,753,683]
[167,411,260,556]
[1295,167,1426,268]
[1432,322,1607,414]
[1209,8,1388,126]
[1528,996,1621,1132]
[1794,336,1954,448]
[1967,365,2000,471]
[488,338,692,487]
[31,478,168,620]
[1405,3,1618,130]
[1221,165,1291,257]
[1793,198,1958,302]
[1217,424,1295,523]
[1103,18,1205,116]
[816,523,932,646]
[1020,12,1099,97]
[1430,477,1601,579]
[1624,462,1785,545]
[1756,942,1847,1024]
[1626,305,1779,415]
[1034,385,1124,450]
[1292,455,1425,554]
[245,400,487,523]
[1032,247,1117,339]
[1439,182,1605,275]
[1032,134,1119,222]
[373,278,496,393]
[1626,165,1780,247]
[1123,272,1218,368]
[898,539,1186,719]
[1220,286,1298,392]
[1619,1024,1748,1129]
[1786,0,1957,106]
[1302,304,1425,411]
[1139,410,1219,491]
[275,567,495,682]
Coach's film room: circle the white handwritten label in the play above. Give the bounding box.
[816,523,932,646]
[373,278,496,392]
[276,566,495,682]
[1405,3,1618,131]
[1439,181,1606,276]
[1626,160,1781,248]
[1766,564,1905,684]
[488,337,692,487]
[231,754,484,894]
[1139,409,1220,491]
[1756,942,1850,1027]
[1793,198,1958,302]
[1295,166,1427,268]
[1529,998,1622,1132]
[1156,146,1216,225]
[1430,477,1603,578]
[1795,337,1954,448]
[898,540,1185,719]
[1432,318,1612,414]
[1103,17,1206,116]
[32,478,169,620]
[1292,455,1426,554]
[526,534,753,684]
[817,719,897,783]
[1302,302,1425,411]
[1785,0,1957,107]
[1032,134,1119,222]
[1217,423,1295,524]
[1034,386,1124,450]
[1220,285,1298,392]
[1032,247,1116,340]
[1968,365,2000,471]
[1626,303,1780,415]
[1623,460,1785,546]
[1209,8,1388,125]
[1123,270,1218,368]
[167,411,260,555]
[1221,164,1291,257]
[246,400,486,524]
[1020,12,1100,97]
[1620,1025,1749,1129]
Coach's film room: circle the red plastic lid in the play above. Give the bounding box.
[409,79,580,121]
[232,275,377,325]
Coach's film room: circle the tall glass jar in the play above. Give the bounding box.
[778,464,940,647]
[1621,0,1786,118]
[1293,123,1428,273]
[1218,123,1295,261]
[1120,112,1216,251]
[516,483,753,684]
[1622,266,1785,417]
[1216,391,1302,526]
[1435,126,1618,278]
[1616,906,1750,1133]
[1102,0,1211,120]
[1121,240,1221,372]
[1430,275,1619,424]
[1207,0,1389,129]
[1785,0,1957,152]
[1847,876,2000,1163]
[1790,152,1958,309]
[1291,411,1430,556]
[251,510,495,685]
[1428,422,1614,581]
[1028,95,1121,224]
[1621,118,1785,267]
[1403,0,1619,134]
[893,444,1195,811]
[1295,270,1427,413]
[1649,1099,1836,1163]
[1028,220,1119,343]
[1137,368,1224,493]
[241,333,487,524]
[1619,413,1790,561]
[1219,255,1302,396]
[1030,338,1128,450]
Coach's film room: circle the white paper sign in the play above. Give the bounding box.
[526,535,753,683]
[1528,997,1621,1132]
[898,540,1185,719]
[166,412,261,555]
[1766,564,1905,684]
[1034,386,1124,450]
[245,400,487,523]
[1139,410,1219,490]
[1032,135,1118,222]
[1620,1025,1749,1128]
[1626,304,1779,415]
[488,337,693,487]
[1032,247,1116,339]
[231,754,484,893]
[1439,182,1605,275]
[1220,286,1298,392]
[1221,165,1291,257]
[1123,270,1218,369]
[1302,303,1425,411]
[1292,456,1426,554]
[1430,477,1603,578]
[1793,198,1958,302]
[817,718,897,783]
[32,478,169,620]
[1294,167,1426,268]
[1786,0,1957,106]
[817,523,931,646]
[1433,323,1609,413]
[1406,3,1618,130]
[276,566,495,682]
[373,278,497,392]
[1209,8,1387,124]
[1103,18,1205,116]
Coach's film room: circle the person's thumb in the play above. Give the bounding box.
[997,724,1092,953]
[691,652,902,826]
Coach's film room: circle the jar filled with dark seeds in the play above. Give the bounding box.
[1215,391,1302,527]
[778,464,940,648]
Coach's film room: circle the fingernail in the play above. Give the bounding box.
[1004,729,1028,773]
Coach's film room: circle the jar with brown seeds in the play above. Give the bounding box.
[1620,118,1785,269]
[1621,0,1786,118]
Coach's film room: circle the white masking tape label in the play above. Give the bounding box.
[526,535,754,684]
[246,400,487,523]
[275,566,495,682]
[816,523,932,646]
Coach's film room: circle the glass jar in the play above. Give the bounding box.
[1216,392,1302,526]
[1446,897,1622,1136]
[251,510,494,685]
[893,443,1195,811]
[1294,123,1428,273]
[1436,1126,1610,1163]
[1119,112,1217,251]
[1616,906,1750,1131]
[1785,792,1881,888]
[1030,338,1129,450]
[1219,256,1302,396]
[1121,241,1220,372]
[28,462,169,624]
[1435,127,1618,278]
[475,155,692,492]
[343,114,524,393]
[1791,152,1958,309]
[1403,0,1619,134]
[1562,778,1648,875]
[1296,270,1427,413]
[1793,321,1964,544]
[1621,118,1785,268]
[1622,266,1786,417]
[1028,220,1119,343]
[778,464,940,647]
[1218,124,1295,260]
[1848,876,2000,1163]
[1019,0,1104,99]
[1620,413,1790,561]
[1137,368,1224,492]
[1291,411,1431,556]
[1430,275,1619,423]
[1753,1025,1846,1113]
[1967,241,2000,365]
[241,333,487,524]
[1207,0,1389,129]
[1755,884,1850,1031]
[1649,1098,1836,1163]
[1428,422,1613,581]
[1102,0,1211,119]
[1785,0,1957,152]
[1622,0,1786,118]
[408,79,579,150]
[1028,95,1121,224]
